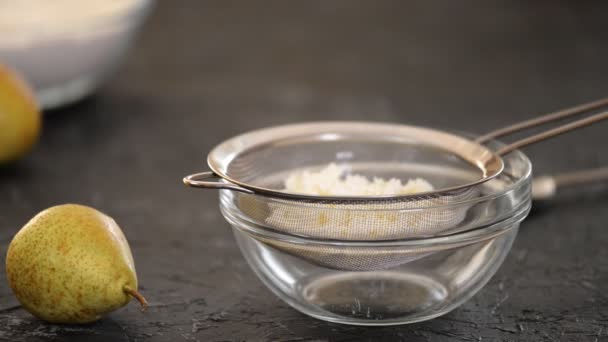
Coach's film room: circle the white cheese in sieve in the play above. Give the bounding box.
[252,162,468,243]
[284,163,434,196]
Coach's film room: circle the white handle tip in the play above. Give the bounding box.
[532,176,557,200]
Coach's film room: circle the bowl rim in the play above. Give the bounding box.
[0,0,154,46]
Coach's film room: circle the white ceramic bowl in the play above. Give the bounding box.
[0,0,154,109]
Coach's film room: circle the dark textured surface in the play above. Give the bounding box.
[1,1,608,341]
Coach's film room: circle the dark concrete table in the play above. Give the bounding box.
[1,1,607,341]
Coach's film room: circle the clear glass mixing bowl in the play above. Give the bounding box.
[218,138,532,325]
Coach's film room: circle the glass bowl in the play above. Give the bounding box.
[0,0,154,109]
[217,138,532,325]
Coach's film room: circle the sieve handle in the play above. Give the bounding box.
[495,110,608,156]
[532,166,608,200]
[473,97,608,156]
[183,171,254,194]
[476,97,608,144]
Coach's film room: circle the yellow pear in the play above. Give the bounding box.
[5,204,147,324]
[0,64,41,163]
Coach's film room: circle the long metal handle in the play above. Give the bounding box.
[183,171,254,194]
[496,110,608,155]
[476,97,608,144]
[473,97,608,155]
[532,167,608,200]
[553,166,608,186]
[476,98,608,199]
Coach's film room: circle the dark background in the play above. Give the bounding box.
[1,1,608,341]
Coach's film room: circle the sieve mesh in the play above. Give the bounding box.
[237,188,479,240]
[230,188,479,270]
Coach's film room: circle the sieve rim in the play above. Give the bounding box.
[205,121,505,202]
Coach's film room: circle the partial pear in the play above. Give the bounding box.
[0,64,41,163]
[5,204,147,324]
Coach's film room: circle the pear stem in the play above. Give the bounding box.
[123,286,148,312]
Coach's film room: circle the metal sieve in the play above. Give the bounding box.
[184,98,608,270]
